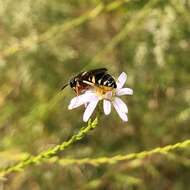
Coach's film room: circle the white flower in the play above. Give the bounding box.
[68,72,133,122]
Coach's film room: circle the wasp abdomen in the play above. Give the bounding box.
[96,73,117,88]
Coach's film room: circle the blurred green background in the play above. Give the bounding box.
[0,0,190,189]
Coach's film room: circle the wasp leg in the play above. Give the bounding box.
[75,87,79,96]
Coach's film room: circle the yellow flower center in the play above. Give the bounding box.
[94,86,116,100]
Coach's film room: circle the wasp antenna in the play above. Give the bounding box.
[60,83,68,91]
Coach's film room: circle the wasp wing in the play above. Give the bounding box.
[79,68,108,84]
[76,68,107,79]
[86,68,107,75]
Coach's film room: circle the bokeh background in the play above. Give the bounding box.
[0,0,190,189]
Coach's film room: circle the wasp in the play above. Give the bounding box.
[61,68,117,95]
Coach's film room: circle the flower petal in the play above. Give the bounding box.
[113,98,128,122]
[68,92,97,110]
[83,99,99,122]
[116,72,127,89]
[103,99,111,115]
[116,88,133,96]
[114,97,128,113]
[104,91,113,100]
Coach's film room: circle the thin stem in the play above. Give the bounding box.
[0,118,98,177]
[50,139,190,166]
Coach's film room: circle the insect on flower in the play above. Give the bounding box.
[61,68,117,95]
[68,70,133,122]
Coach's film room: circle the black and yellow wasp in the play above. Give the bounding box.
[61,68,117,95]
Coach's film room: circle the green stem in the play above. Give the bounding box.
[0,118,98,177]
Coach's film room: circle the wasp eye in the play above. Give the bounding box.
[69,79,76,88]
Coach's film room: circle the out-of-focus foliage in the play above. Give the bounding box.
[0,0,190,189]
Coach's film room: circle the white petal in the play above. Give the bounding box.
[103,100,111,115]
[116,72,127,89]
[83,99,99,122]
[104,91,113,100]
[68,96,83,110]
[68,92,97,110]
[114,97,128,113]
[113,99,128,122]
[116,88,133,96]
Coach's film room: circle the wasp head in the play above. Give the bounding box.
[69,78,77,88]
